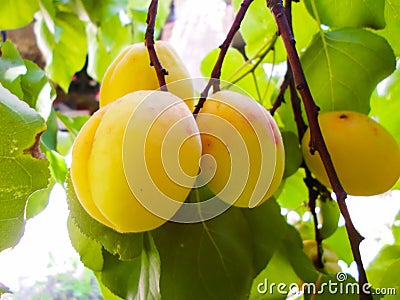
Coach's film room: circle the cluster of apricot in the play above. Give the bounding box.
[70,41,400,235]
[70,41,285,233]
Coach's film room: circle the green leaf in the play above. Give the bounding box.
[231,0,275,60]
[367,244,400,288]
[25,178,54,219]
[0,41,26,99]
[66,174,144,260]
[44,148,67,184]
[57,111,90,138]
[95,273,124,300]
[153,207,254,300]
[376,0,400,56]
[67,215,104,271]
[80,0,129,24]
[276,169,308,210]
[249,226,317,300]
[250,247,298,300]
[304,0,385,29]
[370,66,400,145]
[35,11,87,91]
[21,59,55,119]
[86,15,133,81]
[285,226,319,283]
[100,233,161,300]
[0,41,55,119]
[301,29,396,114]
[56,130,74,156]
[41,107,59,151]
[378,259,400,299]
[324,226,353,265]
[0,0,39,30]
[242,198,289,274]
[281,131,303,178]
[0,85,49,251]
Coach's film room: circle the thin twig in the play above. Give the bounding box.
[269,71,289,116]
[266,1,370,299]
[193,0,254,115]
[145,0,168,91]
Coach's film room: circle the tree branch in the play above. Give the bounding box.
[265,1,370,298]
[193,0,254,115]
[145,0,168,91]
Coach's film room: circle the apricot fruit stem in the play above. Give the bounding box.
[145,0,168,91]
[193,0,254,115]
[266,1,371,299]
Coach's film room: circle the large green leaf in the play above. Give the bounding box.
[86,15,133,82]
[67,215,104,271]
[301,29,396,114]
[376,0,400,56]
[0,85,49,251]
[324,226,353,265]
[153,207,255,300]
[66,174,144,260]
[304,0,385,29]
[0,0,39,30]
[80,0,129,24]
[250,226,318,299]
[35,11,87,91]
[378,259,400,299]
[370,66,400,145]
[250,246,298,300]
[0,41,55,119]
[367,244,400,288]
[242,198,289,274]
[100,233,161,300]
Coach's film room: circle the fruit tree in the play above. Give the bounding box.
[1,0,400,299]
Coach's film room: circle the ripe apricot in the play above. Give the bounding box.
[302,111,400,196]
[196,90,285,208]
[71,90,201,232]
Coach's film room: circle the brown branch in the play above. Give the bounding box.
[145,0,168,91]
[269,71,289,116]
[193,0,254,115]
[266,1,371,299]
[286,59,325,268]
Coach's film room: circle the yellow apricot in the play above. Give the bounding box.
[99,41,195,110]
[302,240,341,274]
[71,90,201,233]
[196,90,285,208]
[302,111,400,196]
